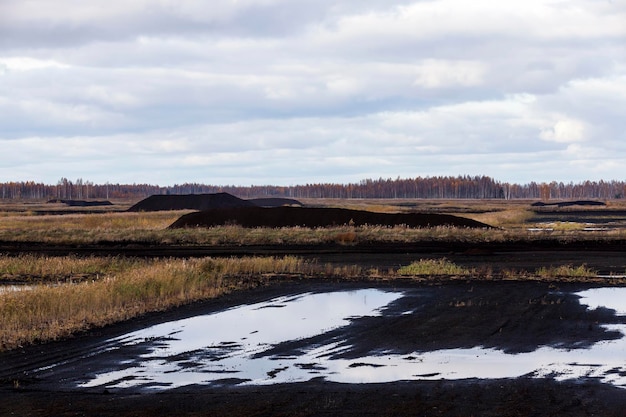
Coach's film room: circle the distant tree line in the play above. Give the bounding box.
[1,176,625,201]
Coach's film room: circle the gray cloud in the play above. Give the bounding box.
[0,0,416,48]
[1,0,625,185]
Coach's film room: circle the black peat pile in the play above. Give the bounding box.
[248,197,303,207]
[531,200,606,208]
[128,193,302,212]
[127,193,255,212]
[169,206,491,229]
[47,199,113,207]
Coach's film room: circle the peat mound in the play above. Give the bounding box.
[248,197,303,207]
[127,193,255,212]
[531,200,606,208]
[127,193,303,212]
[168,206,491,229]
[46,199,113,207]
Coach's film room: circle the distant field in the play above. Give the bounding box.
[0,198,625,246]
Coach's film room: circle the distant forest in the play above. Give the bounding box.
[1,176,625,201]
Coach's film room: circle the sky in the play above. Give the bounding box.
[1,0,625,186]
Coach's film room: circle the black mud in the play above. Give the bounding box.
[127,193,303,212]
[169,206,491,229]
[1,281,626,416]
[127,192,256,212]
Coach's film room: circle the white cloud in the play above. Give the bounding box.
[0,57,69,71]
[539,118,587,143]
[412,60,485,88]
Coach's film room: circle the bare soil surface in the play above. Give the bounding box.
[2,378,625,417]
[169,206,491,229]
[127,192,256,212]
[127,192,302,212]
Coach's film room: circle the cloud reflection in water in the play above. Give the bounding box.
[79,288,626,390]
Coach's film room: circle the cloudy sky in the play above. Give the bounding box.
[1,0,625,186]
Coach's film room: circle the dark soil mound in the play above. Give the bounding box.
[47,199,113,207]
[127,193,255,212]
[169,206,491,229]
[249,197,303,207]
[532,200,606,208]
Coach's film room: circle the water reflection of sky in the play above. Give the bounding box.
[577,288,626,315]
[79,288,626,391]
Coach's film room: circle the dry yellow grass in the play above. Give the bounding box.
[397,258,472,276]
[0,211,187,242]
[0,254,141,282]
[463,207,535,228]
[535,264,597,278]
[0,256,316,351]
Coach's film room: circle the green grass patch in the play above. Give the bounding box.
[397,258,472,276]
[535,264,597,278]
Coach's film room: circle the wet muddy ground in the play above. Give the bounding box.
[2,223,626,416]
[2,277,626,416]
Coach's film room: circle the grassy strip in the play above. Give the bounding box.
[0,256,315,351]
[2,220,625,246]
[0,211,184,244]
[396,259,601,280]
[0,255,144,282]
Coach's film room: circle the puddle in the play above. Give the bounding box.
[75,287,626,391]
[577,288,626,314]
[0,284,34,294]
[79,289,402,389]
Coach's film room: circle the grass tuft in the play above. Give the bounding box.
[397,258,471,276]
[535,264,597,278]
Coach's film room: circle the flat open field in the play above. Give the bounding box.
[1,197,626,416]
[1,197,625,275]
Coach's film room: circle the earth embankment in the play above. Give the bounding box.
[127,192,255,212]
[169,206,492,229]
[127,193,303,212]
